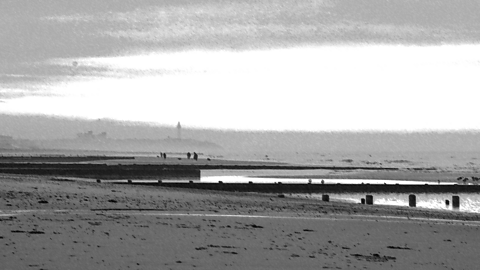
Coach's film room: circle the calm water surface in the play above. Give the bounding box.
[125,175,477,213]
[200,176,457,185]
[202,176,478,213]
[298,193,480,213]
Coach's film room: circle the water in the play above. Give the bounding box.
[201,176,480,213]
[111,175,478,213]
[200,176,456,185]
[298,193,480,213]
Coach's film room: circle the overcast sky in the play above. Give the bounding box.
[1,0,479,131]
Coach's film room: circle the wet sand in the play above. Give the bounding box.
[2,172,480,269]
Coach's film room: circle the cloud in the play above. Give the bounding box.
[2,44,479,131]
[0,88,57,100]
[2,0,479,130]
[41,14,95,23]
[41,0,480,50]
[3,0,478,86]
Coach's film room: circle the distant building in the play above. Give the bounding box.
[76,131,107,140]
[177,122,182,140]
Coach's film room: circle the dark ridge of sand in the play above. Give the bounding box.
[0,155,135,163]
[0,155,405,173]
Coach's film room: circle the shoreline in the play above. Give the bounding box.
[2,174,480,269]
[2,154,480,269]
[1,173,479,221]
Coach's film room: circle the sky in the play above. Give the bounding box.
[1,0,480,132]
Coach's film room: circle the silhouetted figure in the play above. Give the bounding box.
[187,152,191,159]
[163,153,167,159]
[193,152,198,161]
[473,177,480,185]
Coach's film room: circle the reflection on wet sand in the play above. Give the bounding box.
[301,193,480,213]
[201,176,457,185]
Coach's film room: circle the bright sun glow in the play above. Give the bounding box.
[2,44,479,131]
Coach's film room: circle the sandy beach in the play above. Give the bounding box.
[3,0,480,268]
[2,169,480,270]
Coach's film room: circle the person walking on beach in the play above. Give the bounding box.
[187,152,191,159]
[193,152,198,161]
[163,153,167,159]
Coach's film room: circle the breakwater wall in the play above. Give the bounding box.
[155,183,480,193]
[0,164,200,180]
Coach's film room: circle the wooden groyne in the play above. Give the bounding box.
[153,182,480,193]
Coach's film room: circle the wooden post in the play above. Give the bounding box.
[452,196,460,209]
[322,194,329,202]
[409,194,416,207]
[366,195,373,205]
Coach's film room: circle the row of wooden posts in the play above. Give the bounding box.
[321,194,461,209]
[105,179,462,209]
